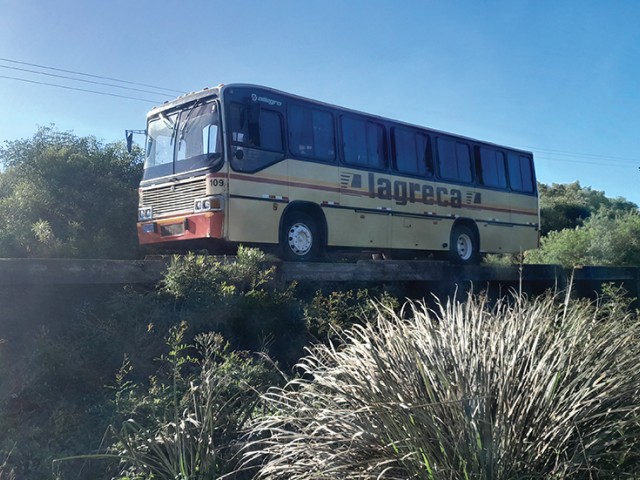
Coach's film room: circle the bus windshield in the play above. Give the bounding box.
[144,101,222,180]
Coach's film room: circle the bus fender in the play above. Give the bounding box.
[279,201,327,247]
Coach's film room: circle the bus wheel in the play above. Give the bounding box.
[449,225,479,264]
[281,212,321,261]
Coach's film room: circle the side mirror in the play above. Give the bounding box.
[125,132,134,153]
[125,129,147,154]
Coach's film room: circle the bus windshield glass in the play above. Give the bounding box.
[144,101,222,180]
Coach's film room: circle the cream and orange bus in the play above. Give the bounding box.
[136,84,539,263]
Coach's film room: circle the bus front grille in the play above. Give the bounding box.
[141,178,207,217]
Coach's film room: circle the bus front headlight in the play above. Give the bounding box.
[138,206,153,221]
[194,195,223,213]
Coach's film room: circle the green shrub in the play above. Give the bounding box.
[0,126,142,259]
[161,246,278,304]
[303,288,398,342]
[527,210,640,267]
[1,247,306,479]
[108,323,280,480]
[0,287,139,480]
[160,247,303,364]
[244,293,640,479]
[526,225,593,267]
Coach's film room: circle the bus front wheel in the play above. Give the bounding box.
[449,225,479,265]
[281,212,321,261]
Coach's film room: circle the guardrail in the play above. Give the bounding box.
[0,258,167,286]
[0,258,638,301]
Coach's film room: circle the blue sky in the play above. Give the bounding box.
[1,0,639,204]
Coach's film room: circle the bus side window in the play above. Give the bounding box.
[259,110,284,151]
[477,147,507,189]
[230,102,283,152]
[247,103,261,146]
[436,137,473,183]
[230,103,247,144]
[203,124,219,155]
[313,110,336,160]
[288,104,335,161]
[507,153,535,192]
[392,128,433,177]
[341,116,386,169]
[229,101,285,172]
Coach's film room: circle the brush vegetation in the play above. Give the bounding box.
[244,291,640,479]
[2,246,640,479]
[0,247,393,479]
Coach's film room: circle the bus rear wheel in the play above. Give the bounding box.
[281,212,321,261]
[449,224,479,265]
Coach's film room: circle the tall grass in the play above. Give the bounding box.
[244,292,640,479]
[106,327,279,480]
[0,453,15,480]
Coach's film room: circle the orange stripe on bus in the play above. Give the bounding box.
[227,173,537,218]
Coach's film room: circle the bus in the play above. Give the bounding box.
[136,84,539,263]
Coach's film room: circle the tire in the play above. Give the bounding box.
[449,224,479,265]
[281,212,321,261]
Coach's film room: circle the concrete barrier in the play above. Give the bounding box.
[0,258,638,303]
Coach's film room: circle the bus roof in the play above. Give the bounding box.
[148,83,533,156]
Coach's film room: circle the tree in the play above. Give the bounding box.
[526,210,640,267]
[528,182,640,267]
[0,126,143,258]
[538,181,637,235]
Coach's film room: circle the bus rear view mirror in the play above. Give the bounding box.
[126,131,134,153]
[125,129,147,154]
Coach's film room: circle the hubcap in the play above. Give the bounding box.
[288,223,313,256]
[456,233,473,261]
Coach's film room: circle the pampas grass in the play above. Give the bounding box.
[244,292,640,479]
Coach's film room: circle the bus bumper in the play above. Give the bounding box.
[137,212,224,245]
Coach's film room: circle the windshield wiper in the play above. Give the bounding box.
[157,113,179,150]
[179,99,201,141]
